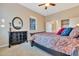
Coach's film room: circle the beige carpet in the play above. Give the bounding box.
[0,42,51,56]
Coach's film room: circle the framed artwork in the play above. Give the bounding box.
[61,19,69,28]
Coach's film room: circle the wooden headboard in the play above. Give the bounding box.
[30,31,45,36]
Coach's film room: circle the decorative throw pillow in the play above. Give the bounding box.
[56,28,65,35]
[69,27,79,38]
[61,28,73,36]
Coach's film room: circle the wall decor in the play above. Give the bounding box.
[61,19,69,28]
[12,17,23,30]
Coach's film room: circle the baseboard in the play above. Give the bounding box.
[0,44,8,48]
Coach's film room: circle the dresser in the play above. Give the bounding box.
[9,31,27,48]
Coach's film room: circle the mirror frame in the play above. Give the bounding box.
[12,17,23,30]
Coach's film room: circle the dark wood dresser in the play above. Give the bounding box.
[9,31,27,48]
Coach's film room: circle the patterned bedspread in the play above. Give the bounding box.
[29,32,79,55]
[53,38,79,55]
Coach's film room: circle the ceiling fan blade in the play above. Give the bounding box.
[38,3,45,6]
[50,3,56,6]
[45,6,47,10]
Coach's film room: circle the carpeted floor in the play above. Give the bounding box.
[0,42,51,56]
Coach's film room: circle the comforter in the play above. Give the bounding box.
[29,32,79,56]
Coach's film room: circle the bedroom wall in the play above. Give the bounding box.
[46,5,79,32]
[0,3,45,45]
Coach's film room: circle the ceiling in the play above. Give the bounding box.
[20,3,79,16]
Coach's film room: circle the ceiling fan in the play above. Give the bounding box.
[38,3,56,10]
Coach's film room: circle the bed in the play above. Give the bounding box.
[29,32,79,56]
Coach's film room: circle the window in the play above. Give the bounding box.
[29,17,37,30]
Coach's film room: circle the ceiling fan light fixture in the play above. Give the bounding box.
[38,3,56,10]
[45,3,50,6]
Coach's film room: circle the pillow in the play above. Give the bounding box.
[69,27,79,38]
[61,28,73,36]
[56,28,65,35]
